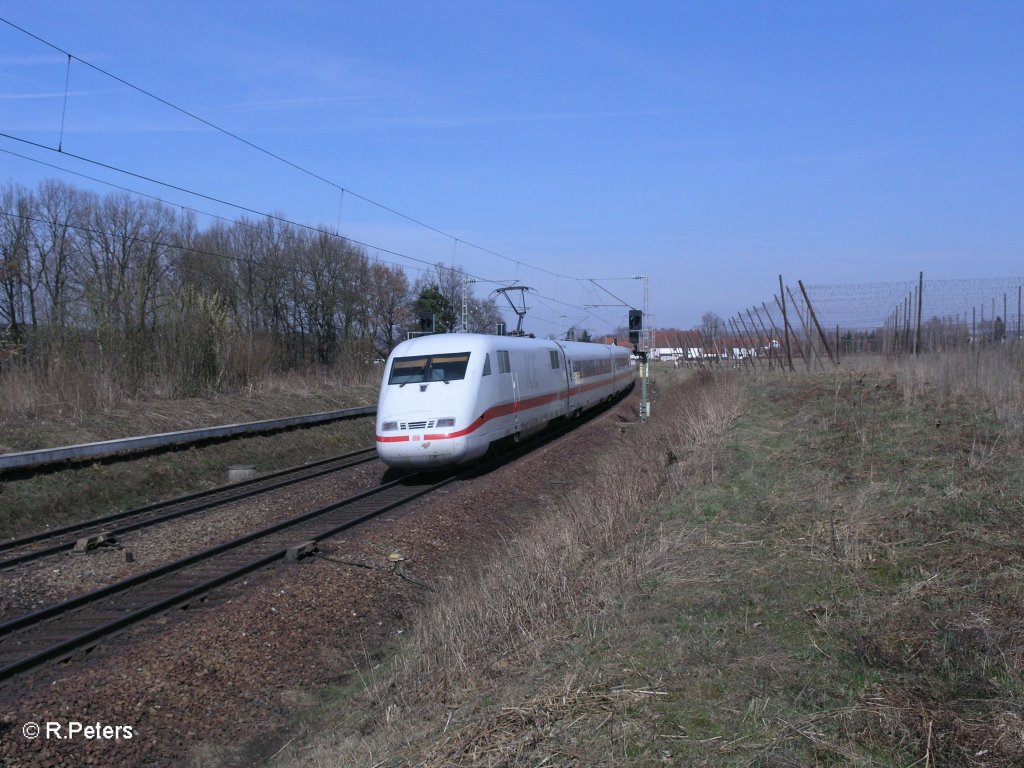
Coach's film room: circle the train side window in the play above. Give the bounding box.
[549,350,559,369]
[482,354,491,376]
[498,350,510,374]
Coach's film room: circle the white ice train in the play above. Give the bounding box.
[375,332,635,468]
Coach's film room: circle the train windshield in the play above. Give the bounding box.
[388,352,471,385]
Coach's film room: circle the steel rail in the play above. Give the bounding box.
[0,447,378,569]
[0,404,376,474]
[0,473,453,681]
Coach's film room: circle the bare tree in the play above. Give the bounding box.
[468,294,502,334]
[0,183,34,339]
[699,311,726,347]
[31,179,81,329]
[366,261,410,355]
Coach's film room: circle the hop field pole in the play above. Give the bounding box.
[1017,285,1021,343]
[1004,292,1008,341]
[887,306,895,359]
[739,309,766,371]
[777,275,795,372]
[787,284,817,371]
[897,295,904,355]
[750,308,775,371]
[738,312,766,371]
[789,285,808,370]
[916,271,924,356]
[727,318,746,370]
[797,280,836,366]
[897,303,905,360]
[905,293,911,354]
[908,286,916,355]
[887,309,894,359]
[761,301,786,371]
[1016,285,1021,343]
[777,294,808,370]
[786,284,819,372]
[729,317,755,371]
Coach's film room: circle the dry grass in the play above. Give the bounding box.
[0,355,124,419]
[410,675,669,767]
[894,346,1024,435]
[0,341,380,422]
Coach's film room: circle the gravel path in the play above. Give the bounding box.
[0,395,637,767]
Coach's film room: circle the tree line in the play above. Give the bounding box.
[0,178,501,399]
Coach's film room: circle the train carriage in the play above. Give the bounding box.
[375,332,633,468]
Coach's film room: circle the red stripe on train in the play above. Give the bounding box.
[375,374,625,443]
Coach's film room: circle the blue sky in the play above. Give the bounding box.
[2,1,1022,335]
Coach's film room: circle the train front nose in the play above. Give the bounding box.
[376,348,475,468]
[376,434,461,468]
[375,412,466,468]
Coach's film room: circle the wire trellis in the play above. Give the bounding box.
[673,274,1024,373]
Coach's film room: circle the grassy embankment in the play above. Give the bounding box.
[270,349,1024,767]
[0,371,378,538]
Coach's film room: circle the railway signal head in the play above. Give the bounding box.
[627,309,641,344]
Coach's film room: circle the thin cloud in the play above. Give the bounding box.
[224,94,381,112]
[338,107,692,131]
[0,90,95,100]
[0,54,66,66]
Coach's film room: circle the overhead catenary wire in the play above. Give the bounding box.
[2,127,635,333]
[0,145,432,278]
[1,16,644,335]
[0,16,586,283]
[2,16,647,335]
[1,131,452,277]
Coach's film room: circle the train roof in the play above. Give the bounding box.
[387,333,629,359]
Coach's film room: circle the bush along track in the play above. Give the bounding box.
[278,367,1024,767]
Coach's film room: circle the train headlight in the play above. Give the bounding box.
[435,417,456,428]
[381,421,399,431]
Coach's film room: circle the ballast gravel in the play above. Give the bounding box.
[0,462,383,622]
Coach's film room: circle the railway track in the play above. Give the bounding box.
[0,390,634,683]
[0,471,454,682]
[0,447,378,570]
